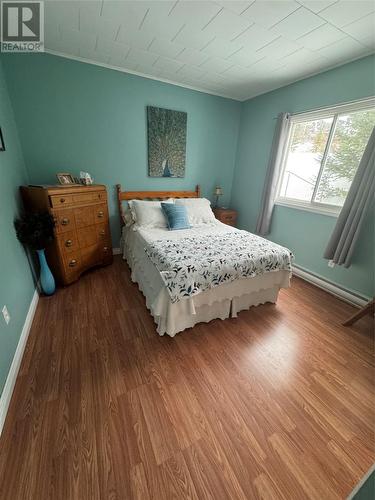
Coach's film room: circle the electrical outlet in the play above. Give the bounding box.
[2,305,10,325]
[328,260,335,268]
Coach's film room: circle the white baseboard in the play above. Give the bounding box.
[112,247,121,255]
[292,265,369,307]
[0,288,39,435]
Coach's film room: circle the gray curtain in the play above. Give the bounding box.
[256,112,291,236]
[324,126,375,268]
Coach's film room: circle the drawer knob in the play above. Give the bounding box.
[103,247,109,252]
[65,239,73,247]
[69,259,77,267]
[99,229,105,236]
[60,198,66,203]
[98,211,104,218]
[61,218,70,225]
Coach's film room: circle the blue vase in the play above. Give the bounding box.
[37,249,55,296]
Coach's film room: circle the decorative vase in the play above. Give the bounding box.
[37,249,55,296]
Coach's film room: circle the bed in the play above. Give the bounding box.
[117,185,293,337]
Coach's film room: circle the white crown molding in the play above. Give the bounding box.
[43,49,374,103]
[0,288,39,435]
[292,264,369,308]
[242,51,375,102]
[44,49,239,101]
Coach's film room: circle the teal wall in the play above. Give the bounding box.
[231,55,375,298]
[0,58,35,395]
[2,53,241,246]
[0,52,374,396]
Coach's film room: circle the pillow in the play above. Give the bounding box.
[132,199,173,228]
[121,208,134,227]
[161,203,190,231]
[174,198,216,225]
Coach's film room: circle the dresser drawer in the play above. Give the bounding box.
[77,226,98,249]
[74,205,96,228]
[50,191,107,208]
[50,195,73,208]
[64,251,81,274]
[97,223,109,240]
[81,244,100,269]
[72,191,107,205]
[94,204,109,224]
[53,209,76,234]
[58,230,78,254]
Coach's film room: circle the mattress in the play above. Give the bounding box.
[121,222,291,336]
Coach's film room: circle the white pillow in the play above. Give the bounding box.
[174,198,216,225]
[132,199,173,228]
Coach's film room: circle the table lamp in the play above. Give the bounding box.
[214,186,223,208]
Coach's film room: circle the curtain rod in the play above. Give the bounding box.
[273,95,375,119]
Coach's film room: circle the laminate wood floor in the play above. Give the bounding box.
[0,256,374,500]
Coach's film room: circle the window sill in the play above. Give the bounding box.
[275,200,340,218]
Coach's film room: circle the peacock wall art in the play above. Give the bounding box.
[147,106,187,178]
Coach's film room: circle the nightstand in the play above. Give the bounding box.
[213,208,237,227]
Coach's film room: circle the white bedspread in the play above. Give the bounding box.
[121,222,291,336]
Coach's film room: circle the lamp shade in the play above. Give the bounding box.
[214,186,223,196]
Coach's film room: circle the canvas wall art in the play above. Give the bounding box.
[147,106,187,177]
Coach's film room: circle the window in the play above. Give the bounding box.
[276,99,375,216]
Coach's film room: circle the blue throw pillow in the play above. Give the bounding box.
[161,203,190,230]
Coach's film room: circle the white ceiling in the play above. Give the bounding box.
[45,0,375,101]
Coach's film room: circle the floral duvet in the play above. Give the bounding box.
[145,230,293,303]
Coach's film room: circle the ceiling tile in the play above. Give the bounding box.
[203,8,251,40]
[169,1,222,30]
[79,48,110,65]
[173,26,215,50]
[199,57,234,72]
[45,0,79,30]
[80,10,119,40]
[101,0,149,29]
[116,26,154,50]
[201,37,243,58]
[317,36,370,62]
[297,23,346,50]
[215,1,252,15]
[60,28,96,52]
[255,36,302,59]
[280,47,322,65]
[126,48,159,67]
[177,65,207,80]
[271,6,325,40]
[44,0,375,101]
[241,0,300,29]
[153,56,184,73]
[136,64,163,77]
[233,23,280,50]
[318,1,375,27]
[341,14,375,46]
[108,53,128,68]
[226,48,265,67]
[140,1,184,39]
[176,48,211,66]
[96,37,130,58]
[148,38,184,59]
[297,0,338,13]
[46,37,80,57]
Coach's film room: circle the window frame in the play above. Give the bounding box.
[275,97,375,217]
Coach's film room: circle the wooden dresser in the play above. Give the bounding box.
[20,184,113,285]
[213,208,237,227]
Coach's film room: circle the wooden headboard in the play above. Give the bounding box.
[116,184,201,228]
